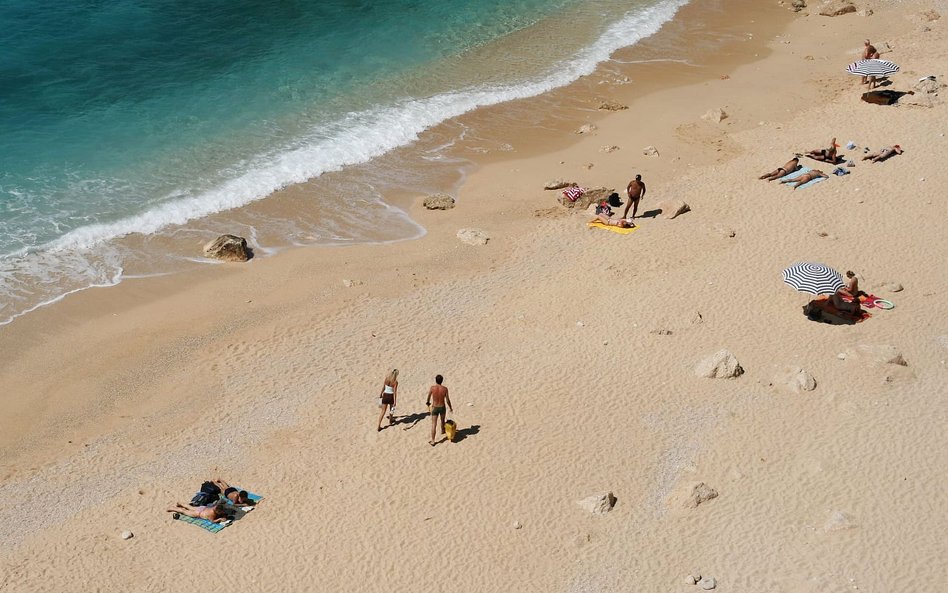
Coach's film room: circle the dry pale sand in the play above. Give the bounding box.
[2,1,948,592]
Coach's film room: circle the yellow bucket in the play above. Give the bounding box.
[444,420,457,442]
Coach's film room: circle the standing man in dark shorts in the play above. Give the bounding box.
[623,174,646,220]
[426,374,453,446]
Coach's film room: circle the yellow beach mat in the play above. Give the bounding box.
[587,220,639,235]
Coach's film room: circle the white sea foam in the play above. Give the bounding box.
[44,0,688,253]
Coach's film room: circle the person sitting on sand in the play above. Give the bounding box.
[213,478,254,506]
[780,169,827,189]
[805,138,839,163]
[828,270,862,314]
[167,501,231,523]
[862,145,903,162]
[758,157,801,181]
[594,213,635,228]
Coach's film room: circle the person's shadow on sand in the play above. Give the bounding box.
[452,424,480,443]
[396,412,429,430]
[639,209,661,219]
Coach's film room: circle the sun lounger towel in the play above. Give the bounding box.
[779,166,827,190]
[172,490,264,533]
[587,220,639,235]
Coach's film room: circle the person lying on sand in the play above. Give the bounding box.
[780,169,827,189]
[805,138,839,163]
[862,145,903,162]
[213,479,254,506]
[828,270,862,314]
[758,157,801,181]
[594,213,635,228]
[167,501,231,523]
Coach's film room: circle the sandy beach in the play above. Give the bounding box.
[2,1,948,592]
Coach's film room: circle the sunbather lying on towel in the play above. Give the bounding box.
[167,501,231,523]
[758,157,802,181]
[214,478,255,506]
[862,145,903,162]
[594,213,635,228]
[805,137,839,163]
[780,169,827,189]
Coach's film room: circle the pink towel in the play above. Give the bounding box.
[562,186,585,202]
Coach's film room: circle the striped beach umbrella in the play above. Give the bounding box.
[782,262,844,295]
[846,59,900,77]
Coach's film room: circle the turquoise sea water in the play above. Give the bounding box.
[0,0,689,324]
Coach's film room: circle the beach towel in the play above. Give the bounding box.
[587,220,639,235]
[563,186,585,202]
[805,297,871,324]
[172,490,264,533]
[779,166,827,190]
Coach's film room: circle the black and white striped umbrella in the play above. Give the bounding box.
[846,59,900,77]
[782,262,844,295]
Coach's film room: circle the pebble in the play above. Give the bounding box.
[686,574,699,585]
[513,521,523,530]
[837,352,847,360]
[699,576,717,590]
[121,530,134,540]
[576,321,585,327]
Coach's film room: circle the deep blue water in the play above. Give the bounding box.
[0,0,687,323]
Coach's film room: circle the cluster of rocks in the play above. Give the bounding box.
[686,572,717,590]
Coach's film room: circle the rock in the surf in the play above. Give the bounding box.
[203,234,251,262]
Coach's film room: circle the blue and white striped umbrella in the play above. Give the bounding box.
[846,59,900,77]
[782,262,844,295]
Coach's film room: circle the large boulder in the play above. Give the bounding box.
[422,194,455,210]
[695,349,744,378]
[819,1,857,16]
[576,492,617,514]
[203,234,251,262]
[457,228,490,246]
[658,199,691,219]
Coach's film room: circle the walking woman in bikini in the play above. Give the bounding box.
[377,368,399,432]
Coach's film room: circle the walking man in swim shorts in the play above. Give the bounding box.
[426,374,453,446]
[623,174,646,220]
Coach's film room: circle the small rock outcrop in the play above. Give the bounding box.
[642,145,660,157]
[121,530,134,540]
[544,179,575,190]
[576,492,617,515]
[701,108,729,123]
[457,228,490,246]
[882,282,904,292]
[684,482,719,509]
[559,186,614,210]
[599,145,620,153]
[203,234,251,262]
[422,194,455,210]
[598,100,628,111]
[824,510,857,531]
[658,199,691,219]
[576,124,597,135]
[695,349,744,378]
[698,576,717,590]
[773,366,817,393]
[790,0,807,12]
[847,344,908,366]
[819,1,856,17]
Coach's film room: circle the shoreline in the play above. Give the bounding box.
[3,1,948,591]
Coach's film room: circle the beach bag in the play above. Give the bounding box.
[595,202,612,216]
[607,192,623,208]
[190,481,221,506]
[444,419,457,442]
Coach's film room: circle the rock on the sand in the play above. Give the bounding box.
[658,200,690,219]
[457,228,490,246]
[773,366,817,393]
[598,100,628,111]
[121,530,134,540]
[695,349,744,378]
[513,520,523,530]
[699,576,717,590]
[544,179,575,190]
[422,194,456,210]
[684,482,718,509]
[642,145,660,157]
[577,492,617,514]
[203,234,250,262]
[560,186,614,210]
[819,1,856,17]
[701,108,728,123]
[824,510,857,531]
[576,124,597,135]
[790,0,806,12]
[883,282,904,292]
[847,344,908,366]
